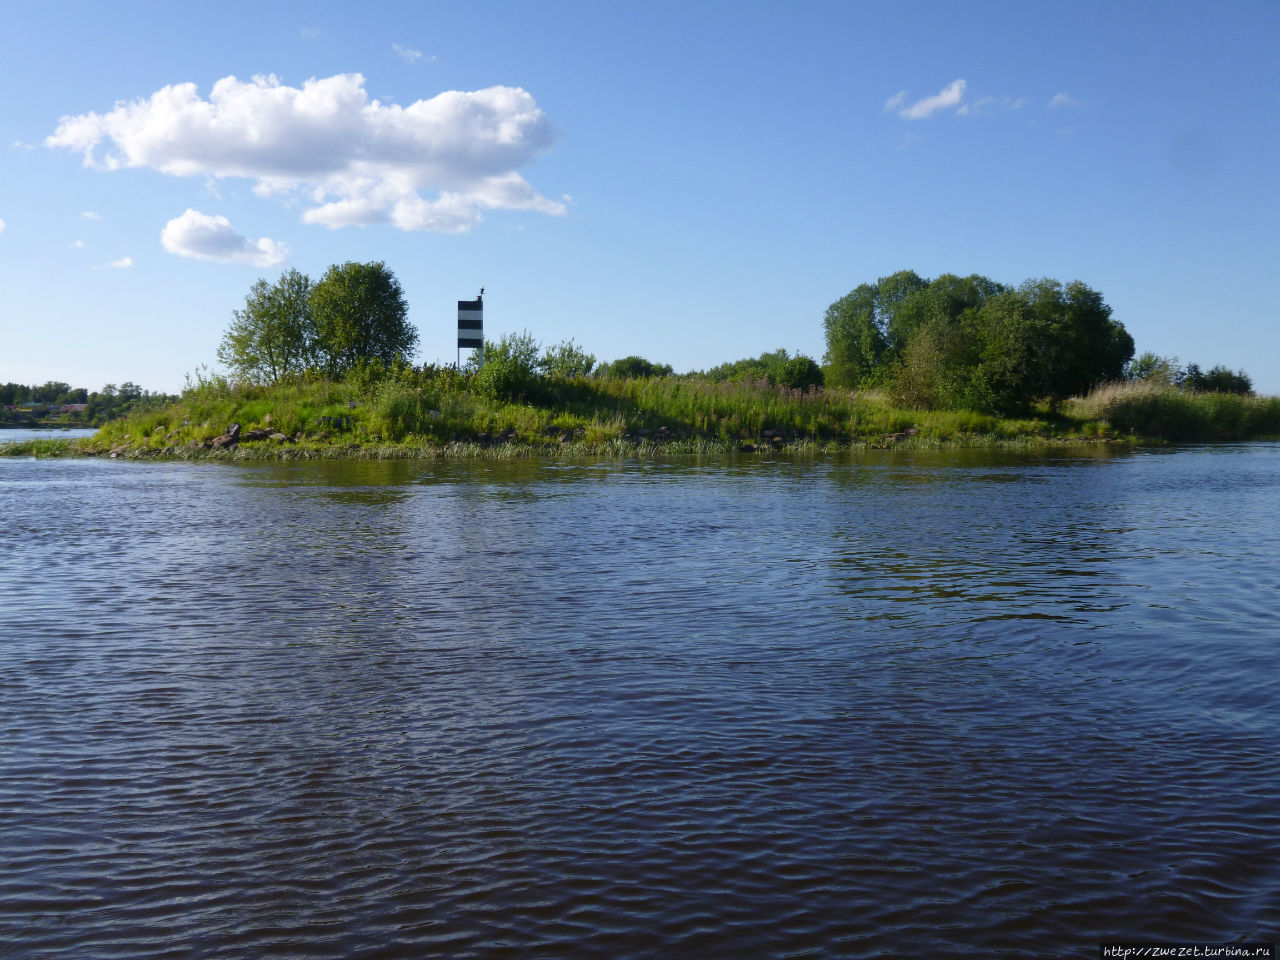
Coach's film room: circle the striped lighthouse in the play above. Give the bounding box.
[457,289,483,367]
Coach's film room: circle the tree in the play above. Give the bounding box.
[218,269,316,384]
[310,262,416,378]
[1185,364,1252,394]
[704,348,791,384]
[603,356,673,379]
[778,354,824,391]
[540,339,596,379]
[473,331,543,400]
[823,270,1133,412]
[1019,278,1133,404]
[1127,352,1183,385]
[823,284,885,388]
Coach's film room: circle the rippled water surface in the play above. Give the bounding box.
[0,428,97,442]
[2,446,1278,957]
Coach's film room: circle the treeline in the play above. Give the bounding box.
[0,380,175,424]
[823,270,1135,414]
[1125,353,1252,394]
[821,269,1256,414]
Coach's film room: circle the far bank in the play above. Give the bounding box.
[3,374,1277,461]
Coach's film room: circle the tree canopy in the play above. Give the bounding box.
[823,270,1134,413]
[217,268,315,384]
[702,348,823,391]
[310,261,416,378]
[218,262,417,384]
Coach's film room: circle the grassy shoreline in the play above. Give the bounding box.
[0,432,1141,462]
[3,376,1276,461]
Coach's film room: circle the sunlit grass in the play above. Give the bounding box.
[1067,380,1280,441]
[8,368,1273,461]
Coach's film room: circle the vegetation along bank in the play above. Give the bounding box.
[5,264,1275,460]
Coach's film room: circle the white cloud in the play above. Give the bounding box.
[108,256,133,268]
[46,72,564,233]
[0,218,6,232]
[958,95,1029,117]
[161,209,288,266]
[72,239,84,247]
[82,210,101,220]
[1049,92,1082,108]
[883,91,907,113]
[12,140,35,150]
[392,43,423,63]
[300,27,320,39]
[892,79,967,120]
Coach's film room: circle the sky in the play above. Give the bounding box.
[2,0,1278,394]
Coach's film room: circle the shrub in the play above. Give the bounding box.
[603,355,673,379]
[540,339,596,379]
[777,355,824,391]
[473,331,543,402]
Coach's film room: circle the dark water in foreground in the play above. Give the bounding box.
[2,446,1278,958]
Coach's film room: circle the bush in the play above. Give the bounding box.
[603,355,673,379]
[540,339,596,379]
[1185,363,1252,395]
[777,355,824,391]
[473,331,543,402]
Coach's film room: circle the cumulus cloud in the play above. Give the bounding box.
[107,256,133,268]
[1049,92,1081,108]
[82,210,101,220]
[46,72,564,233]
[161,209,288,266]
[392,43,423,63]
[0,217,6,232]
[890,79,967,119]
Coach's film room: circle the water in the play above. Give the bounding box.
[2,446,1278,957]
[0,427,98,442]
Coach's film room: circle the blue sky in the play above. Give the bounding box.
[2,0,1277,393]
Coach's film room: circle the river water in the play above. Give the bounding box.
[0,428,98,442]
[2,445,1277,957]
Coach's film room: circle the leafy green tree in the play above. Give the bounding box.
[540,339,596,379]
[218,269,316,384]
[603,356,673,379]
[876,269,930,359]
[1019,278,1133,404]
[1127,352,1184,385]
[704,348,790,384]
[778,355,824,391]
[1185,363,1252,394]
[822,284,885,388]
[310,261,417,378]
[825,269,1133,412]
[473,331,543,400]
[963,288,1050,413]
[32,381,72,403]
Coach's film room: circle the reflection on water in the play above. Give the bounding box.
[1,445,1278,957]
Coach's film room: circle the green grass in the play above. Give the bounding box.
[1066,381,1280,441]
[6,370,1274,462]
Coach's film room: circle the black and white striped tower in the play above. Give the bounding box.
[457,289,483,368]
